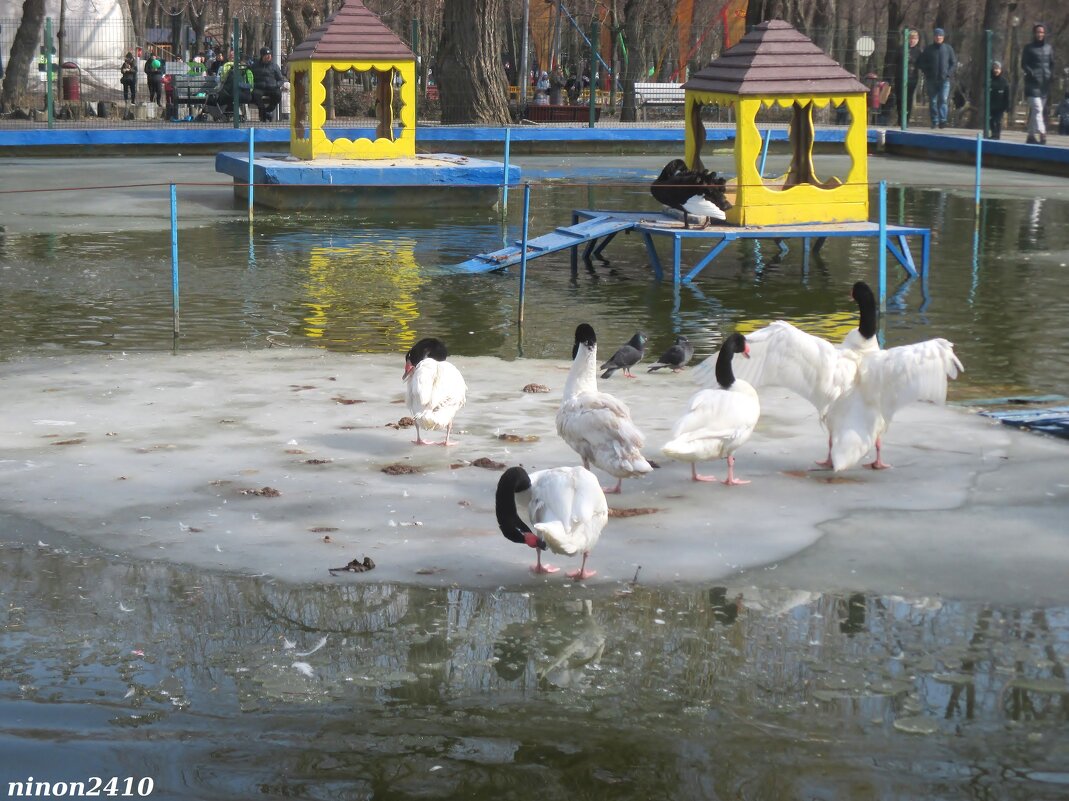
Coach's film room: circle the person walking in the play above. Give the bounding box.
[119,51,137,104]
[988,61,1010,139]
[920,28,956,129]
[144,47,165,106]
[1021,23,1054,144]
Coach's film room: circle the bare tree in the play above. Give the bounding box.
[1,0,46,110]
[436,0,510,123]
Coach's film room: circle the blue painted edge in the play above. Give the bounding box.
[216,151,522,186]
[0,125,858,148]
[885,129,1069,165]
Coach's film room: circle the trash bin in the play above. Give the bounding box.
[61,62,80,101]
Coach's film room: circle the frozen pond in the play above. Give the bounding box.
[1,154,1068,799]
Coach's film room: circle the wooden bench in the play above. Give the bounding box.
[635,82,685,119]
[524,103,600,123]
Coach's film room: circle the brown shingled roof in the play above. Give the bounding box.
[683,20,866,96]
[290,0,414,62]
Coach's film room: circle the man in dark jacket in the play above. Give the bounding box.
[988,61,1010,139]
[1021,23,1054,144]
[920,28,956,129]
[251,47,285,122]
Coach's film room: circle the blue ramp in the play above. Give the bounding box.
[454,214,637,273]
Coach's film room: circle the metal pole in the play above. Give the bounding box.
[519,0,530,118]
[45,18,54,129]
[974,132,982,207]
[518,183,531,324]
[170,183,180,337]
[759,129,771,176]
[232,17,240,129]
[273,0,282,70]
[878,180,887,315]
[248,126,255,221]
[982,29,992,139]
[588,16,599,128]
[900,27,908,130]
[502,126,512,211]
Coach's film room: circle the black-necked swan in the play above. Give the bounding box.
[650,159,733,229]
[402,337,467,446]
[600,331,648,378]
[692,281,881,466]
[826,336,963,470]
[496,465,608,580]
[662,333,759,485]
[556,324,653,494]
[648,336,695,372]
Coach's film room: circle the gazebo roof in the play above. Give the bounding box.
[683,20,866,96]
[290,0,414,62]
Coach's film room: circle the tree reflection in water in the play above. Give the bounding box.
[1,541,1067,800]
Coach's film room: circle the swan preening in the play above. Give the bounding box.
[496,465,608,580]
[696,282,963,471]
[650,159,733,229]
[403,337,467,446]
[556,324,654,494]
[663,333,760,484]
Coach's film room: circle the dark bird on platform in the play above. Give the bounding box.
[650,159,732,229]
[600,332,648,379]
[648,336,695,373]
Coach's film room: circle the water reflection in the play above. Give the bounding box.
[2,542,1067,799]
[2,166,1069,392]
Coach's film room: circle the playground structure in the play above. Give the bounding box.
[214,0,518,209]
[682,20,870,226]
[460,20,928,305]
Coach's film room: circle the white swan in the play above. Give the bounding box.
[556,323,653,494]
[663,333,760,485]
[827,337,964,470]
[496,465,608,580]
[692,281,880,466]
[402,337,467,446]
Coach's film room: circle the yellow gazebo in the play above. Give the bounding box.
[288,0,416,160]
[682,20,870,226]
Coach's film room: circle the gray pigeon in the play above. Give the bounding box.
[600,332,648,378]
[647,336,695,372]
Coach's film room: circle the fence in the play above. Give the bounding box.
[1,18,1065,131]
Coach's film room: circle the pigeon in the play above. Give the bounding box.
[647,336,695,373]
[600,332,648,378]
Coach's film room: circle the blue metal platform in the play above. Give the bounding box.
[454,214,638,272]
[457,209,931,289]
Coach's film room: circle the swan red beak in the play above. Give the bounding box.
[402,359,413,380]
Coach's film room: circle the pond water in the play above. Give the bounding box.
[1,154,1069,799]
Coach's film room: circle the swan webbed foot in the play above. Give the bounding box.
[692,465,717,482]
[813,457,834,469]
[531,563,560,574]
[722,477,751,486]
[865,459,892,470]
[567,568,596,581]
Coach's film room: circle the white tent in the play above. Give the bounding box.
[1,0,133,94]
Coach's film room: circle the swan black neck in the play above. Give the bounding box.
[572,324,597,360]
[715,333,746,389]
[496,467,536,546]
[852,282,878,340]
[407,337,449,367]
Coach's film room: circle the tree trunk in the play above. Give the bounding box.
[619,0,645,122]
[436,0,509,124]
[1,0,46,110]
[882,0,905,123]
